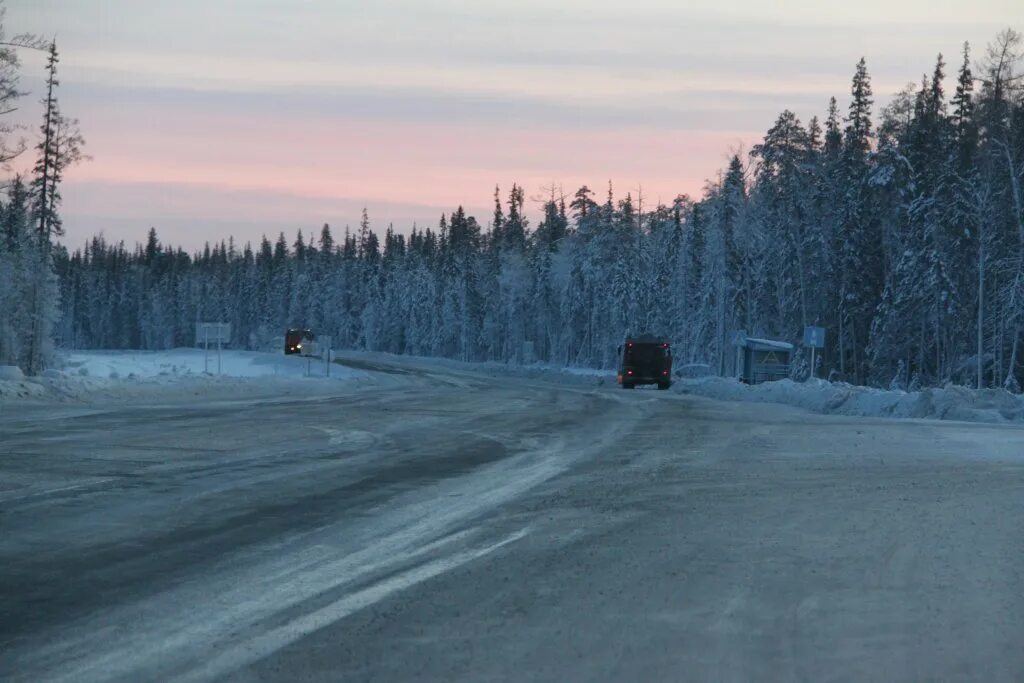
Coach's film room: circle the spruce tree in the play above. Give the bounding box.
[144,228,159,266]
[490,185,504,250]
[844,58,874,161]
[824,97,843,159]
[319,223,334,255]
[837,57,879,382]
[31,41,85,244]
[951,42,978,171]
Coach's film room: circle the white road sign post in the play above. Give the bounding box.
[319,336,333,378]
[803,326,825,379]
[196,322,231,375]
[299,335,316,376]
[731,330,747,378]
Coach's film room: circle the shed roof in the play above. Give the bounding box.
[744,337,794,352]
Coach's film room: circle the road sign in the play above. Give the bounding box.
[803,326,825,381]
[319,336,333,377]
[196,322,231,344]
[196,322,231,375]
[731,330,748,346]
[803,326,825,348]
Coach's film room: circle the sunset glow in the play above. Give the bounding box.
[7,0,1020,249]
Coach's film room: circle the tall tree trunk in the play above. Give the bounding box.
[977,237,985,389]
[1006,325,1021,391]
[996,139,1024,391]
[838,311,846,378]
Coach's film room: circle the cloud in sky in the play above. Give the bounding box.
[5,0,1022,249]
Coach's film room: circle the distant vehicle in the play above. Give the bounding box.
[617,335,672,390]
[284,328,314,355]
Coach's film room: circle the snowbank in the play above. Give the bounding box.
[22,348,1020,426]
[0,366,24,381]
[59,348,340,381]
[676,376,1024,424]
[0,349,369,403]
[501,362,614,385]
[332,349,616,388]
[386,353,615,388]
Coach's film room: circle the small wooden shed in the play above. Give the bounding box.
[739,337,793,384]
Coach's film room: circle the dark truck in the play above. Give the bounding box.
[284,328,314,355]
[617,335,672,390]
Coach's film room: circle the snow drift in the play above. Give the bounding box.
[677,376,1024,424]
[0,349,368,403]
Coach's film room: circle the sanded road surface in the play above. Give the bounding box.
[1,354,1023,681]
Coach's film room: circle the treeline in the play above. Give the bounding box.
[56,30,1024,390]
[0,19,85,374]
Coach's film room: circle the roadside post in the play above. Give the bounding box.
[320,336,333,377]
[731,330,747,378]
[299,335,318,377]
[523,340,536,364]
[803,326,825,379]
[196,322,231,375]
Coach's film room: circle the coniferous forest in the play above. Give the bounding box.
[0,15,85,376]
[12,30,1024,390]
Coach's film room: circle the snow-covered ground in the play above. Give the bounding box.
[677,375,1024,425]
[468,355,1024,426]
[0,349,369,403]
[358,349,1024,426]
[5,348,1023,428]
[324,349,617,388]
[4,350,1024,681]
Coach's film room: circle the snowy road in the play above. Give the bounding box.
[1,354,1023,681]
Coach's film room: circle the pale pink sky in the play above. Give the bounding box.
[6,0,1022,250]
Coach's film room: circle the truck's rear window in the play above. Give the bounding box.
[627,344,670,363]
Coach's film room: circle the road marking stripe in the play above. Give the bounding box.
[0,478,117,503]
[177,528,529,683]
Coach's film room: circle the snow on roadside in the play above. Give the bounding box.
[0,349,369,403]
[23,347,1021,426]
[60,348,341,380]
[336,349,616,388]
[676,376,1024,425]
[484,361,614,386]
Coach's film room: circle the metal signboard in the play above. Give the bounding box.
[195,322,231,375]
[803,326,825,380]
[196,322,231,345]
[803,326,825,348]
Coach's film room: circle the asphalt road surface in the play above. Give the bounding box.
[1,354,1023,682]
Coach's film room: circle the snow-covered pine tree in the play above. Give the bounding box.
[836,57,882,384]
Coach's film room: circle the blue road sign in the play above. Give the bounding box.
[803,326,825,348]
